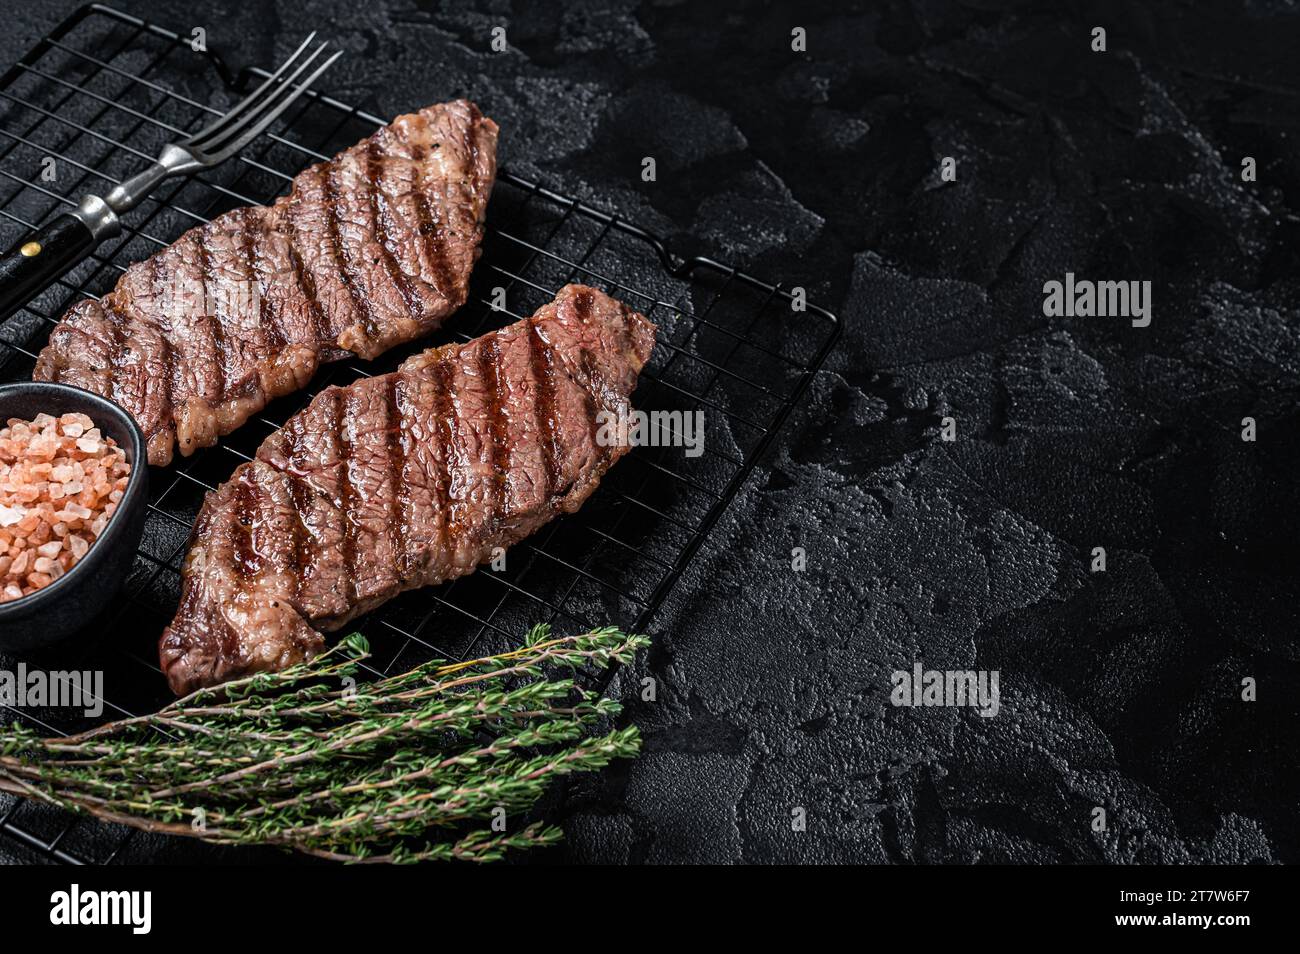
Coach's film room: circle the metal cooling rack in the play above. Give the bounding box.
[0,3,840,864]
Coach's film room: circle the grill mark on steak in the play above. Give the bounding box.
[159,285,656,694]
[386,374,410,580]
[527,321,561,498]
[34,101,499,466]
[456,110,477,185]
[481,335,509,517]
[422,203,453,305]
[452,338,496,566]
[426,357,455,577]
[104,305,128,420]
[243,207,284,355]
[250,465,296,599]
[275,407,346,622]
[568,290,612,461]
[285,224,327,350]
[152,246,195,415]
[576,350,611,468]
[233,478,258,576]
[320,164,373,341]
[366,137,421,318]
[333,388,358,606]
[408,141,453,301]
[443,352,472,557]
[195,232,229,404]
[146,257,179,439]
[286,463,310,608]
[158,323,179,457]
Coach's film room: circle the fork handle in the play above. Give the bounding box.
[0,212,99,323]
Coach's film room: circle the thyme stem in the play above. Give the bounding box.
[0,625,645,864]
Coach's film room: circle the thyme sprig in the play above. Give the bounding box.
[0,625,646,863]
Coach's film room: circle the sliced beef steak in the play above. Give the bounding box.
[160,284,656,695]
[34,100,498,466]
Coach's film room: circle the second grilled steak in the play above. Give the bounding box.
[160,285,656,695]
[34,100,498,466]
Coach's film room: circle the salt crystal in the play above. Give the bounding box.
[0,410,130,598]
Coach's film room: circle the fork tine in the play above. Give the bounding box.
[185,32,317,148]
[200,49,343,162]
[193,42,331,154]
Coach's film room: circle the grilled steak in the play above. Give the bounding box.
[160,284,656,695]
[34,100,499,467]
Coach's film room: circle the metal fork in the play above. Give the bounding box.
[0,33,342,321]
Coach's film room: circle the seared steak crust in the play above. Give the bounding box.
[160,285,656,695]
[34,101,499,466]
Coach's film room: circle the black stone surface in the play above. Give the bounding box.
[1,0,1297,864]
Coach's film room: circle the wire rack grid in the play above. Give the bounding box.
[0,4,840,864]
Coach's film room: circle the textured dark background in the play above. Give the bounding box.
[1,0,1298,864]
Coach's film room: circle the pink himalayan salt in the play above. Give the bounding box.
[0,411,130,602]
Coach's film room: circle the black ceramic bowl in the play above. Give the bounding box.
[0,382,148,651]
